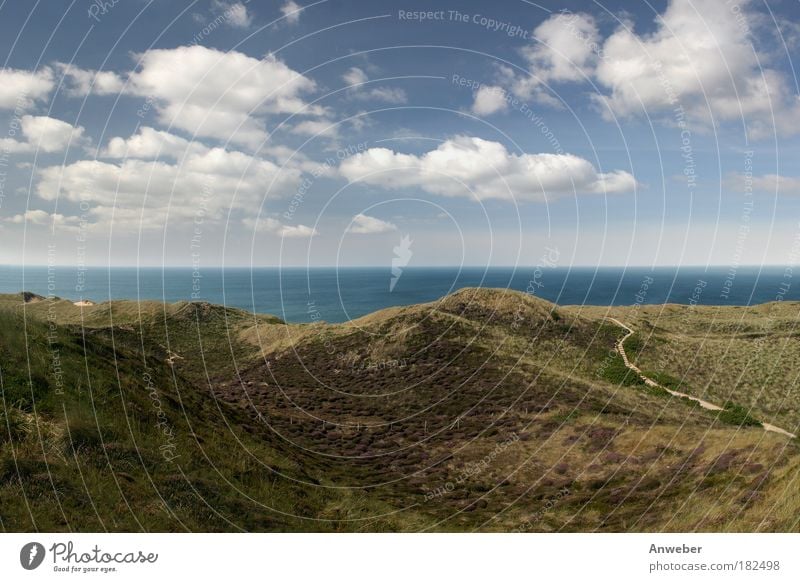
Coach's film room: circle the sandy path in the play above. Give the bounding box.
[607,318,796,439]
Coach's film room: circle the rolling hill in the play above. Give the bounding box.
[1,289,798,532]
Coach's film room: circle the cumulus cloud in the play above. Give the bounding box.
[502,0,800,138]
[280,1,302,24]
[6,46,325,148]
[103,126,327,178]
[348,213,397,234]
[0,115,88,153]
[55,62,125,97]
[592,0,764,122]
[212,1,252,28]
[125,45,320,147]
[484,13,599,108]
[523,12,600,84]
[35,145,302,230]
[243,216,316,237]
[341,67,407,104]
[102,126,208,159]
[471,85,509,116]
[0,67,54,108]
[339,136,637,202]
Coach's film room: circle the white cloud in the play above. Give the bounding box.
[243,216,316,237]
[593,0,752,119]
[494,65,563,109]
[339,136,637,202]
[523,12,600,84]
[102,126,207,159]
[126,45,320,147]
[726,173,800,196]
[104,127,328,178]
[261,143,331,174]
[6,209,80,229]
[35,146,303,230]
[280,1,302,24]
[488,13,599,107]
[278,223,316,237]
[592,0,800,137]
[502,1,800,138]
[360,87,407,104]
[342,67,368,86]
[213,1,252,28]
[9,209,52,225]
[348,213,397,234]
[0,67,54,109]
[6,46,324,149]
[471,85,509,116]
[342,67,408,104]
[290,119,338,138]
[56,62,125,97]
[0,115,88,153]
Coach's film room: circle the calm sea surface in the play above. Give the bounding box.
[0,266,795,323]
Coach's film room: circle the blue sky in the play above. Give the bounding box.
[1,0,799,268]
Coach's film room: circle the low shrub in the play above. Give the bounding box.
[717,402,762,428]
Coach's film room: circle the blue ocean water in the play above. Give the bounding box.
[0,265,796,323]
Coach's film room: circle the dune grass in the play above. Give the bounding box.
[1,290,798,532]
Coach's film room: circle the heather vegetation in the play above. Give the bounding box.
[1,290,798,532]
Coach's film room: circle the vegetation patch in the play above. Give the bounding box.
[716,402,763,428]
[622,333,646,357]
[1,290,797,532]
[599,353,646,387]
[645,371,686,391]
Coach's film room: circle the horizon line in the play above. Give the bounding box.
[0,263,796,270]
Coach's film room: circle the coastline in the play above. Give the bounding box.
[2,264,799,324]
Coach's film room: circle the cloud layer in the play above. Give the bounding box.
[339,136,637,201]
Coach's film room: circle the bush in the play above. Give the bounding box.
[623,333,646,356]
[717,402,762,428]
[599,354,645,387]
[646,371,685,391]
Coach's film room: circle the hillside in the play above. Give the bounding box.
[1,289,799,532]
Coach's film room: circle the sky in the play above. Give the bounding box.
[0,0,799,268]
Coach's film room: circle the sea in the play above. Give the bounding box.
[0,265,796,324]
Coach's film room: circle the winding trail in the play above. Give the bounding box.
[607,318,796,439]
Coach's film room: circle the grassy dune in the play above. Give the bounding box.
[573,302,800,432]
[1,290,798,532]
